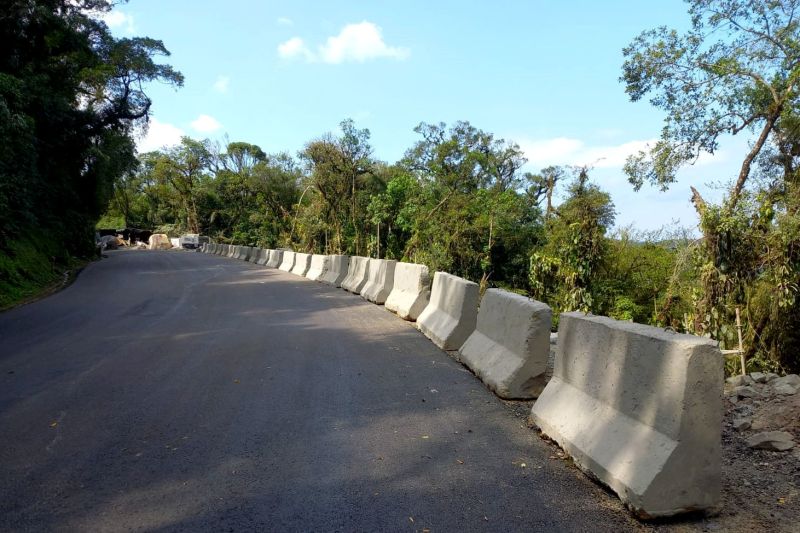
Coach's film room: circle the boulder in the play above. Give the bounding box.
[746,431,795,451]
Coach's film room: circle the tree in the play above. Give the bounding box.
[621,0,800,371]
[402,121,536,286]
[0,0,182,253]
[530,168,615,315]
[147,138,212,234]
[621,0,800,208]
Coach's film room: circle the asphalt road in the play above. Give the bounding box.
[0,250,643,532]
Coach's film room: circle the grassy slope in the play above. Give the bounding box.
[0,232,92,310]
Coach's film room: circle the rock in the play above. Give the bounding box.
[749,372,768,383]
[772,374,800,388]
[732,418,751,431]
[734,386,760,398]
[726,375,751,387]
[765,372,779,382]
[774,383,798,396]
[745,431,796,451]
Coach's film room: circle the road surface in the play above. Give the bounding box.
[0,250,642,531]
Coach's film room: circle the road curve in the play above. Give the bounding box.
[0,250,642,532]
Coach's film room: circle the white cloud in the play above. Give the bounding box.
[136,118,184,153]
[212,75,230,93]
[519,136,731,172]
[278,37,314,61]
[277,17,293,26]
[97,10,136,34]
[277,21,410,64]
[519,137,656,169]
[190,114,222,133]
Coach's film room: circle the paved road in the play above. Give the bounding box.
[0,250,642,532]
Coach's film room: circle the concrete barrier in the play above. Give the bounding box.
[215,244,223,255]
[248,247,261,263]
[227,245,236,258]
[385,262,431,321]
[360,259,397,304]
[291,253,312,276]
[278,251,296,272]
[256,248,270,265]
[305,254,329,281]
[459,289,551,399]
[341,256,370,294]
[236,246,246,260]
[266,249,283,268]
[416,272,479,350]
[319,255,350,287]
[220,244,229,256]
[531,312,722,518]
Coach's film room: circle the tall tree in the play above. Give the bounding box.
[621,0,800,371]
[621,0,800,209]
[0,0,183,253]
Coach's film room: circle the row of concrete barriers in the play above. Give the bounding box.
[199,242,722,519]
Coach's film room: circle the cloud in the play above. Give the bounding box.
[136,118,184,153]
[97,10,136,34]
[277,21,410,64]
[190,114,222,133]
[278,37,314,61]
[212,75,230,93]
[277,17,293,26]
[518,137,656,169]
[518,136,731,172]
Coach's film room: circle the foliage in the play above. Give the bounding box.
[622,0,800,372]
[0,0,181,305]
[530,168,615,316]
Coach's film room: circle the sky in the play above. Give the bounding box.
[101,0,748,232]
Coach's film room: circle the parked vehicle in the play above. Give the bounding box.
[179,234,200,249]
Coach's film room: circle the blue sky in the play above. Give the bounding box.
[102,0,746,232]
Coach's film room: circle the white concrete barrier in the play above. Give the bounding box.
[341,256,370,294]
[305,254,329,281]
[291,253,312,276]
[319,255,350,287]
[215,244,223,255]
[278,251,296,272]
[416,272,479,350]
[531,312,722,518]
[459,289,551,399]
[385,262,431,321]
[360,259,397,304]
[266,249,283,268]
[227,245,236,258]
[256,248,270,265]
[248,247,261,263]
[221,244,229,256]
[240,246,251,261]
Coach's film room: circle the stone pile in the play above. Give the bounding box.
[725,372,799,451]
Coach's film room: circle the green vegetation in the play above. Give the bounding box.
[0,0,182,306]
[2,0,797,373]
[621,0,800,372]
